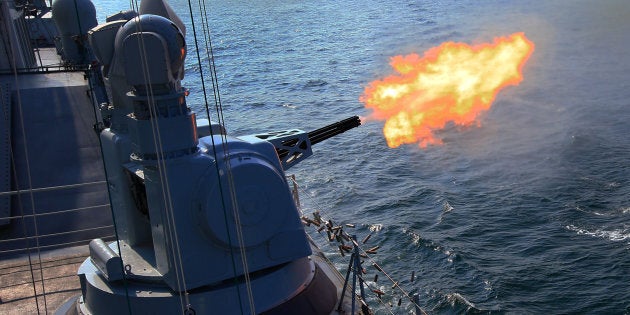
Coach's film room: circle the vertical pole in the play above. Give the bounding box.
[353,235,367,302]
[351,250,357,315]
[337,250,355,311]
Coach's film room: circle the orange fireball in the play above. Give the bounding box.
[360,32,535,148]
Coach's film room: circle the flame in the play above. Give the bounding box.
[360,32,535,148]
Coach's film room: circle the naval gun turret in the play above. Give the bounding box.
[73,3,360,314]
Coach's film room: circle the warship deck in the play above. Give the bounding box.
[0,47,112,313]
[0,245,86,313]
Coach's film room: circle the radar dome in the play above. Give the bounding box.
[115,14,186,80]
[51,0,97,63]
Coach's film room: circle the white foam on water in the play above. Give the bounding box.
[566,224,630,243]
[446,292,477,309]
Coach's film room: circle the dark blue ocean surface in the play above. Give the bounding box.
[96,0,630,313]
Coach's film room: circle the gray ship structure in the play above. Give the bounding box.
[0,0,425,313]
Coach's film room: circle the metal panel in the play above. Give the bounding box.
[0,83,11,225]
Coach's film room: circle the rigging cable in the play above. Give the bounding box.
[185,0,255,313]
[129,5,190,311]
[7,120,42,315]
[196,0,256,312]
[290,177,429,315]
[5,11,49,312]
[289,178,394,314]
[84,50,133,314]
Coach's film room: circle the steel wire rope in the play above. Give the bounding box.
[69,0,89,67]
[129,0,138,15]
[287,177,393,314]
[0,254,86,274]
[196,0,256,312]
[2,203,110,220]
[355,274,396,315]
[81,22,136,315]
[0,180,107,196]
[6,116,42,315]
[349,238,427,315]
[129,4,190,311]
[0,224,113,243]
[185,0,256,312]
[288,176,429,315]
[5,18,49,313]
[0,237,114,255]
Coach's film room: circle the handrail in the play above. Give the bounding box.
[0,225,114,244]
[0,64,90,75]
[287,174,428,315]
[0,180,107,197]
[2,203,109,220]
[0,235,115,254]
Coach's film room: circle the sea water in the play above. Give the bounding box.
[95,0,630,313]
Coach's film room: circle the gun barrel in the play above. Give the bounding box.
[276,116,361,159]
[307,115,361,145]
